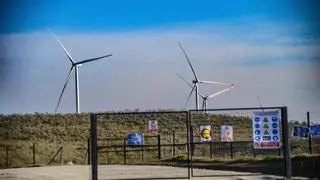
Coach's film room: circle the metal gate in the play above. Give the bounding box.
[90,107,291,180]
[89,111,190,180]
[189,107,291,178]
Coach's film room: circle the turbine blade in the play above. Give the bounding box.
[199,80,234,86]
[177,73,193,88]
[184,84,196,109]
[48,29,75,64]
[75,54,113,65]
[207,86,234,99]
[177,73,206,98]
[55,67,74,113]
[178,42,199,81]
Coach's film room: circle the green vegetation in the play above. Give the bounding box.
[0,112,319,169]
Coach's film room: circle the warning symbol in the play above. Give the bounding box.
[263,124,269,129]
[200,125,212,142]
[264,130,269,135]
[263,117,269,122]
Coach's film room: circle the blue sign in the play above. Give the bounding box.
[272,116,278,122]
[254,117,260,122]
[272,129,278,135]
[311,125,320,137]
[127,133,144,145]
[255,124,260,128]
[272,123,278,128]
[292,126,309,138]
[255,130,261,135]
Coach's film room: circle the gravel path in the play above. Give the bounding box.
[0,165,306,180]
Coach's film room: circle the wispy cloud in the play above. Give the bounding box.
[0,19,319,121]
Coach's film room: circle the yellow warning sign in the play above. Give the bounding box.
[264,130,269,135]
[263,117,269,122]
[263,124,269,129]
[200,125,212,142]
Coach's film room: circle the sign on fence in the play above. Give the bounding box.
[311,124,320,137]
[148,120,158,133]
[221,125,233,142]
[252,111,281,149]
[292,126,309,138]
[200,125,212,142]
[128,133,144,145]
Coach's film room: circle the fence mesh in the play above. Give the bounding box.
[95,111,189,179]
[189,108,285,177]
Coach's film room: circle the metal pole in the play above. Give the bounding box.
[5,145,9,168]
[186,111,191,179]
[87,138,91,164]
[33,143,36,165]
[90,114,98,180]
[172,130,176,157]
[75,66,80,114]
[281,107,292,179]
[60,145,64,165]
[210,141,213,159]
[307,112,312,154]
[157,135,161,160]
[230,142,233,159]
[123,138,127,164]
[195,84,199,110]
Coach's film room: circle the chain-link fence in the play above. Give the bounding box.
[92,111,190,179]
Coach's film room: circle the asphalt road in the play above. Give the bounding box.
[0,165,308,180]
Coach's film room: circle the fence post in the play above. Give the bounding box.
[281,107,292,179]
[60,144,64,165]
[210,141,213,159]
[190,126,194,157]
[5,145,9,168]
[123,138,127,164]
[106,139,109,164]
[172,130,175,157]
[87,138,91,164]
[32,143,36,165]
[157,134,161,160]
[90,114,98,180]
[252,144,256,158]
[141,144,144,161]
[230,142,234,159]
[307,112,312,154]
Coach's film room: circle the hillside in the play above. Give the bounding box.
[0,111,318,168]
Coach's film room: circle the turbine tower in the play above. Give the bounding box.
[49,31,112,114]
[178,42,233,110]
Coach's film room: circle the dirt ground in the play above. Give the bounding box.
[0,165,308,180]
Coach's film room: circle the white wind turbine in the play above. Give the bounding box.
[49,31,112,114]
[177,73,236,111]
[178,42,234,110]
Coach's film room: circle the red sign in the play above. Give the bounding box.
[254,141,280,149]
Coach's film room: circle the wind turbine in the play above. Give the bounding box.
[178,42,233,110]
[199,86,236,111]
[177,73,236,111]
[49,31,112,114]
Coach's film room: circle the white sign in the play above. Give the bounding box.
[148,120,158,133]
[252,111,281,149]
[200,125,212,142]
[221,125,233,142]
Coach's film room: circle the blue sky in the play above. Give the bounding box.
[1,0,320,121]
[2,0,318,33]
